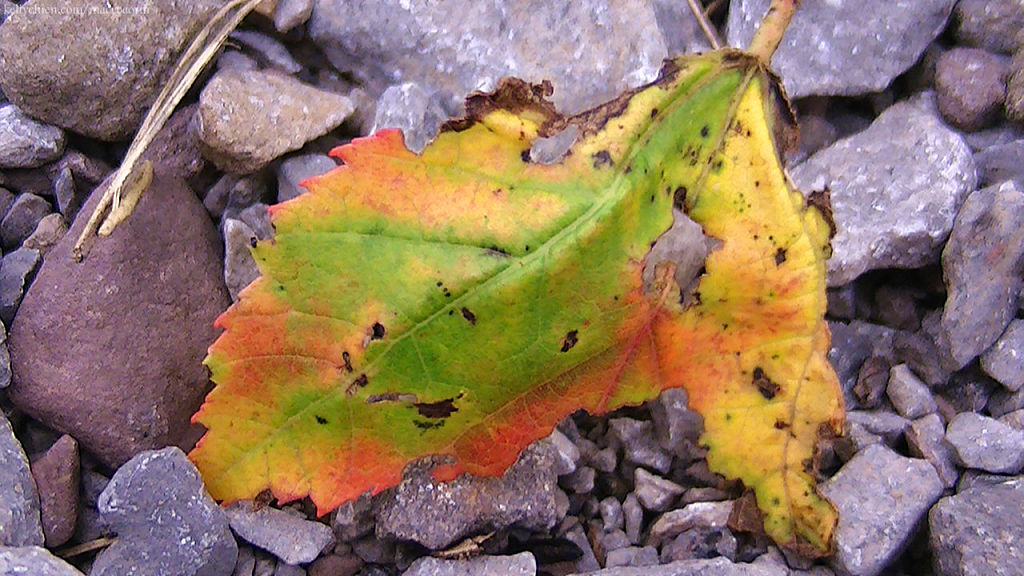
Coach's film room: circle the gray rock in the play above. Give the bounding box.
[351,535,394,565]
[894,311,955,389]
[646,500,732,547]
[548,428,580,476]
[226,502,335,566]
[7,167,230,468]
[906,413,959,489]
[276,154,337,203]
[886,364,938,419]
[726,0,954,98]
[197,68,353,173]
[953,0,1024,54]
[600,529,631,554]
[940,181,1024,369]
[622,493,643,545]
[561,466,595,494]
[791,95,976,286]
[599,497,624,533]
[0,247,40,326]
[274,563,305,576]
[373,83,453,154]
[930,478,1024,576]
[218,50,259,73]
[0,546,84,575]
[981,320,1024,391]
[376,442,560,550]
[309,0,692,116]
[853,355,891,410]
[964,125,1024,151]
[828,321,897,399]
[1000,409,1024,430]
[608,418,672,474]
[935,47,1010,132]
[633,468,684,512]
[945,412,1024,474]
[660,527,738,564]
[649,388,703,462]
[589,446,617,474]
[564,523,600,573]
[29,434,79,547]
[989,385,1024,417]
[22,213,68,257]
[606,546,659,568]
[331,493,374,542]
[573,556,788,576]
[0,105,65,169]
[275,0,315,33]
[0,411,42,546]
[402,552,536,576]
[0,0,221,141]
[92,447,237,576]
[821,444,943,576]
[229,30,304,75]
[223,219,261,302]
[1,193,51,250]
[975,139,1024,188]
[845,410,909,447]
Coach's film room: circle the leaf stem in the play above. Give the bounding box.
[685,0,721,50]
[748,0,800,63]
[71,0,264,261]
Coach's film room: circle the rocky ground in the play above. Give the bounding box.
[0,0,1022,575]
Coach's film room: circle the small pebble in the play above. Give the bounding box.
[0,105,65,169]
[886,364,938,419]
[946,412,1024,474]
[598,497,623,533]
[981,320,1024,391]
[225,502,336,566]
[1,193,51,250]
[935,47,1010,132]
[633,468,684,512]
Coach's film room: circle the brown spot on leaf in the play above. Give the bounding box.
[774,248,786,266]
[752,367,780,399]
[315,415,327,425]
[807,187,836,239]
[461,307,477,325]
[591,150,612,167]
[371,323,386,340]
[442,78,558,134]
[342,351,353,373]
[700,125,710,138]
[560,330,579,352]
[346,373,369,396]
[414,398,458,419]
[673,186,687,210]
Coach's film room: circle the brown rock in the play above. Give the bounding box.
[29,434,80,547]
[196,69,353,173]
[935,47,1009,132]
[1007,46,1024,123]
[308,553,363,576]
[0,0,221,141]
[7,158,230,467]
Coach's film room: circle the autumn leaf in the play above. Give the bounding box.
[190,49,843,554]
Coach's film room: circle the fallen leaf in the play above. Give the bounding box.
[191,49,843,555]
